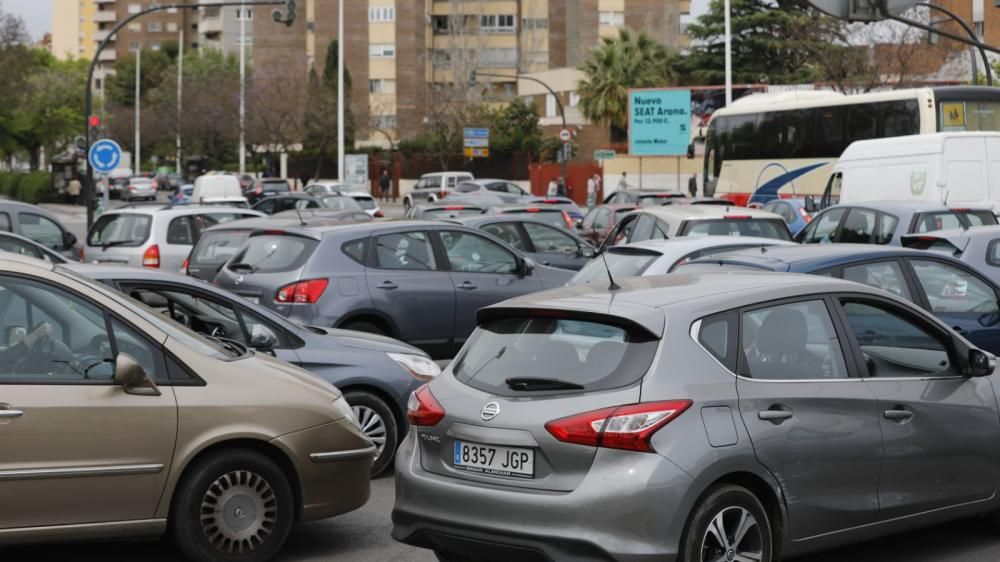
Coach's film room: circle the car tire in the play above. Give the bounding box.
[170,449,294,562]
[679,484,773,562]
[342,320,387,336]
[343,390,398,477]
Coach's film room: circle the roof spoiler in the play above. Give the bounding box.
[476,306,662,340]
[247,227,324,241]
[900,232,969,255]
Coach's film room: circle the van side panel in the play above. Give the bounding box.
[943,137,988,205]
[987,137,1000,207]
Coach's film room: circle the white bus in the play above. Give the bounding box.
[703,86,1000,207]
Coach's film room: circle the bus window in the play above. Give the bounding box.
[729,114,758,160]
[883,100,920,137]
[814,107,848,156]
[849,104,878,142]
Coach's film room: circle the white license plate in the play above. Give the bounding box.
[453,440,534,478]
[244,296,260,304]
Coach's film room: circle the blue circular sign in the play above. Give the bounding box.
[88,139,122,173]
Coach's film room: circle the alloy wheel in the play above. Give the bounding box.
[699,506,763,562]
[352,404,387,459]
[199,469,278,555]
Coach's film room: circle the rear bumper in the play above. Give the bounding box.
[392,432,691,562]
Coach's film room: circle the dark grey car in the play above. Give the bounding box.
[67,263,438,476]
[448,215,596,270]
[213,221,574,358]
[394,272,999,561]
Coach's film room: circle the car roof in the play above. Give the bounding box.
[488,204,564,212]
[412,203,482,210]
[637,205,781,220]
[342,191,374,198]
[461,179,506,185]
[620,236,798,254]
[690,243,943,272]
[101,205,261,217]
[828,200,994,214]
[65,262,207,285]
[447,215,581,230]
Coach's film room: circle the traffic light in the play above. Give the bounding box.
[88,115,101,128]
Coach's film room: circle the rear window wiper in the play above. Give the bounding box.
[228,262,258,273]
[505,377,585,392]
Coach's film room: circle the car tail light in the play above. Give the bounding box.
[79,247,85,261]
[545,400,692,452]
[525,207,541,212]
[407,384,445,426]
[440,189,448,199]
[275,278,329,304]
[798,207,812,223]
[180,257,189,274]
[562,211,574,229]
[142,244,160,268]
[724,215,752,220]
[444,206,466,211]
[950,208,971,212]
[374,210,384,218]
[542,198,558,204]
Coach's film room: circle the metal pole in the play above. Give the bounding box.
[337,0,345,182]
[176,28,184,173]
[135,48,141,176]
[239,3,247,176]
[724,0,732,105]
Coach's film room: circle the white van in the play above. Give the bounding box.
[830,132,1000,212]
[192,174,249,207]
[403,171,474,211]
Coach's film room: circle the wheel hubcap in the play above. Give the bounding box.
[200,470,277,555]
[700,506,763,562]
[352,404,387,460]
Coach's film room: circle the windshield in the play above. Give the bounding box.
[912,211,997,233]
[352,196,377,210]
[423,207,483,219]
[261,180,290,192]
[639,194,685,207]
[938,100,1000,131]
[232,234,318,273]
[321,196,364,211]
[87,213,152,247]
[191,230,252,266]
[504,210,566,229]
[682,219,791,240]
[568,248,661,285]
[454,316,658,396]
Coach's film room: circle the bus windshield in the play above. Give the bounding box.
[939,100,1000,132]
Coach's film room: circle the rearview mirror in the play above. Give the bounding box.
[62,231,77,250]
[250,325,279,351]
[114,353,161,396]
[686,143,695,159]
[520,257,536,277]
[969,349,995,377]
[804,195,817,214]
[579,245,596,259]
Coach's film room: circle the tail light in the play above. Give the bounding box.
[79,246,85,262]
[562,211,574,229]
[180,257,189,274]
[440,189,448,199]
[545,400,692,452]
[374,210,384,218]
[724,215,752,220]
[444,206,466,211]
[407,384,445,426]
[275,278,329,304]
[142,244,160,268]
[798,207,812,223]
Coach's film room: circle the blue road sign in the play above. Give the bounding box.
[463,127,489,139]
[628,89,692,156]
[89,139,122,173]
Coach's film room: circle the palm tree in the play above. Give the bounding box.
[577,29,678,141]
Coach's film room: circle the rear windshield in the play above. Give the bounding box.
[321,196,363,211]
[191,230,252,266]
[352,196,377,210]
[568,248,660,285]
[504,209,565,229]
[456,183,479,193]
[912,211,997,233]
[262,180,290,192]
[454,316,658,396]
[87,213,152,247]
[423,207,483,219]
[639,194,685,207]
[681,218,791,240]
[231,234,317,273]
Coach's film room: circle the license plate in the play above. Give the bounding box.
[453,440,534,478]
[244,296,260,304]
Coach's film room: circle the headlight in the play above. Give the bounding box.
[332,396,360,428]
[388,352,441,381]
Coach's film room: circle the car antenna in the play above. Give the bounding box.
[294,207,307,227]
[601,252,620,291]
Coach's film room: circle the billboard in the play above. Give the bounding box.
[628,89,692,156]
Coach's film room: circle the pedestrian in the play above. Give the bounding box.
[379,169,391,202]
[66,177,82,206]
[299,172,311,191]
[556,176,568,198]
[594,173,602,202]
[688,173,698,197]
[586,175,597,208]
[547,177,558,198]
[617,171,629,191]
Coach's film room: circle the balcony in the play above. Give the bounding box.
[199,15,223,34]
[98,49,117,62]
[93,11,117,23]
[93,30,112,42]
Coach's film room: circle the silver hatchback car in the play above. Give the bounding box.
[394,272,999,561]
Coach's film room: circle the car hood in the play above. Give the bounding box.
[250,349,343,400]
[306,326,427,355]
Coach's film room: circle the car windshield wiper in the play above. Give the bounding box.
[204,335,248,358]
[505,377,584,392]
[98,239,138,249]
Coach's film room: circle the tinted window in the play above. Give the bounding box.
[0,236,42,259]
[682,219,790,240]
[456,182,479,193]
[167,216,195,245]
[454,316,658,396]
[320,196,364,211]
[481,222,527,251]
[190,230,251,267]
[374,232,437,271]
[569,248,659,285]
[87,213,152,247]
[232,235,317,273]
[523,222,578,254]
[912,211,998,233]
[839,208,877,244]
[18,213,63,249]
[352,196,377,210]
[801,208,845,244]
[698,314,734,369]
[261,180,290,192]
[741,300,848,380]
[0,212,10,232]
[504,210,566,230]
[911,260,999,314]
[422,207,483,219]
[842,261,912,300]
[342,238,368,265]
[591,208,610,229]
[840,301,951,377]
[440,231,517,274]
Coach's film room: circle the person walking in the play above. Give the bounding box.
[547,177,558,198]
[617,171,629,191]
[586,175,597,208]
[556,176,568,198]
[379,169,391,202]
[66,177,82,206]
[688,173,698,197]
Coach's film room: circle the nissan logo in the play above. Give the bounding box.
[480,401,500,421]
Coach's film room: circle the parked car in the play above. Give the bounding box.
[577,203,638,246]
[319,195,367,212]
[518,195,585,222]
[403,171,474,211]
[404,203,484,220]
[186,213,369,281]
[763,197,813,236]
[603,189,687,206]
[483,204,575,231]
[304,181,365,196]
[567,235,796,285]
[902,225,1000,281]
[157,172,184,191]
[191,174,249,207]
[797,201,997,246]
[171,184,194,205]
[213,221,574,358]
[245,178,292,205]
[447,179,528,204]
[122,177,157,202]
[69,263,438,476]
[251,193,326,215]
[343,191,384,217]
[681,243,1000,355]
[393,271,998,562]
[272,207,373,223]
[0,230,68,263]
[0,200,79,260]
[0,253,373,562]
[448,215,596,271]
[600,205,791,252]
[85,206,263,270]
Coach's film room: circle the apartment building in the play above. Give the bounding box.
[254,0,689,147]
[934,0,998,46]
[199,0,255,57]
[51,0,97,60]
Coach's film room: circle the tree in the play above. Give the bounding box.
[483,98,543,156]
[11,57,88,170]
[105,44,176,107]
[304,39,354,178]
[577,28,679,141]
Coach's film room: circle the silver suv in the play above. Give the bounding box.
[85,205,263,270]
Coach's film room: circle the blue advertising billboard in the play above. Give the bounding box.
[628,89,692,156]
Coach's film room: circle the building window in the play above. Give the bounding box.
[975,21,985,39]
[524,50,549,65]
[369,44,396,58]
[480,14,516,33]
[127,23,141,32]
[128,3,141,14]
[167,22,177,32]
[546,94,557,118]
[167,7,177,14]
[129,41,140,51]
[522,17,548,30]
[148,21,163,32]
[480,48,518,67]
[432,50,451,68]
[150,42,161,51]
[369,79,397,94]
[599,11,625,26]
[370,115,397,130]
[369,7,395,23]
[236,8,254,21]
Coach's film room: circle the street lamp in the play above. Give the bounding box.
[83,0,296,229]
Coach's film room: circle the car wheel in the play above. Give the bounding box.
[679,484,773,562]
[170,449,294,562]
[344,390,398,477]
[342,320,386,336]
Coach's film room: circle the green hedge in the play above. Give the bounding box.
[0,172,58,204]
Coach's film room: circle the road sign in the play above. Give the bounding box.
[559,128,572,142]
[88,139,122,173]
[463,127,489,139]
[463,137,489,148]
[594,149,616,161]
[464,147,489,158]
[628,89,692,157]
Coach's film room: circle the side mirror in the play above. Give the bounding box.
[114,352,161,396]
[579,245,596,258]
[520,257,536,277]
[969,349,995,377]
[250,325,279,351]
[62,231,78,251]
[804,195,817,214]
[686,143,695,159]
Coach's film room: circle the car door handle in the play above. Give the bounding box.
[376,281,398,290]
[0,407,23,419]
[457,281,477,290]
[757,409,793,422]
[884,408,913,421]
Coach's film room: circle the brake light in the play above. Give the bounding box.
[275,278,329,304]
[724,215,752,220]
[798,208,812,223]
[444,206,466,211]
[142,244,160,268]
[526,207,541,212]
[563,211,574,229]
[407,384,445,426]
[545,400,692,452]
[263,229,287,235]
[950,208,971,212]
[180,257,189,274]
[374,210,384,217]
[542,198,558,203]
[128,185,136,191]
[79,247,85,261]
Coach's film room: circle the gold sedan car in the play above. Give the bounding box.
[0,254,373,561]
